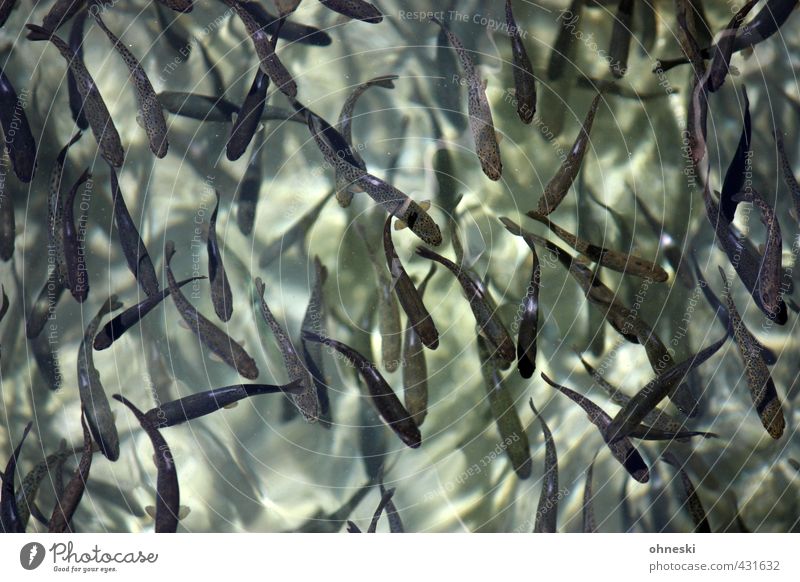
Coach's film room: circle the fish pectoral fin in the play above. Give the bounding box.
[223,401,239,409]
[394,219,408,231]
[419,200,431,212]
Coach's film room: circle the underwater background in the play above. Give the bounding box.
[1,0,799,533]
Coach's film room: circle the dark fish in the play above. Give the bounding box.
[143,381,303,428]
[79,296,123,461]
[255,278,319,421]
[720,87,751,222]
[402,265,436,426]
[775,130,800,223]
[164,240,259,379]
[0,67,36,182]
[604,334,728,445]
[415,246,515,366]
[47,131,82,285]
[429,112,460,217]
[379,480,404,533]
[67,9,88,130]
[259,192,330,267]
[530,399,558,531]
[534,92,603,215]
[477,337,532,480]
[576,77,672,101]
[90,8,168,158]
[109,166,159,297]
[31,329,63,391]
[346,521,362,533]
[516,237,539,378]
[302,330,421,448]
[708,1,758,92]
[227,69,269,162]
[655,0,798,72]
[154,2,192,58]
[384,216,439,350]
[0,164,13,260]
[293,483,372,533]
[301,256,332,428]
[676,4,708,166]
[548,0,582,80]
[241,2,332,46]
[0,286,8,324]
[541,373,649,484]
[207,191,233,322]
[93,277,203,351]
[319,0,382,23]
[236,130,263,236]
[335,74,398,207]
[582,451,599,533]
[113,395,180,533]
[159,92,240,122]
[0,0,17,29]
[661,453,711,533]
[505,0,536,123]
[632,191,694,289]
[718,268,785,439]
[41,0,86,32]
[367,488,395,533]
[221,0,297,98]
[359,389,389,483]
[432,17,502,181]
[63,168,91,303]
[608,0,634,78]
[48,413,92,533]
[526,210,668,282]
[690,255,777,365]
[0,422,32,533]
[433,20,467,133]
[26,24,125,167]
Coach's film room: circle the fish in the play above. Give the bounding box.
[113,395,180,533]
[207,191,233,322]
[530,399,558,531]
[526,210,669,282]
[335,74,398,206]
[429,113,460,217]
[30,329,63,391]
[576,77,673,101]
[582,451,599,533]
[0,286,8,325]
[47,131,82,286]
[0,166,14,261]
[379,480,404,533]
[41,0,86,32]
[255,277,319,421]
[359,390,390,483]
[90,8,168,158]
[675,4,708,166]
[655,0,799,72]
[154,2,192,58]
[720,87,751,222]
[48,412,93,533]
[541,373,649,483]
[432,17,503,181]
[241,2,332,46]
[301,256,332,428]
[608,0,634,78]
[690,255,777,365]
[367,487,396,533]
[402,265,436,426]
[534,92,603,215]
[0,0,16,29]
[293,483,372,533]
[604,334,728,445]
[78,296,123,461]
[108,166,160,297]
[62,168,91,303]
[547,0,582,80]
[236,130,264,236]
[227,69,269,162]
[0,68,36,183]
[632,191,694,289]
[26,24,125,167]
[384,216,439,350]
[302,330,421,448]
[505,0,536,123]
[143,381,304,428]
[707,1,758,92]
[415,246,515,366]
[718,268,785,439]
[661,453,711,533]
[16,441,81,530]
[516,238,539,378]
[93,277,204,350]
[477,337,532,480]
[159,92,240,122]
[775,130,800,222]
[346,521,362,533]
[259,191,331,267]
[319,0,382,23]
[0,422,33,533]
[26,272,65,341]
[220,0,297,98]
[164,240,259,379]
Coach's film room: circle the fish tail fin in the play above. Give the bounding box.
[26,24,52,42]
[414,245,443,263]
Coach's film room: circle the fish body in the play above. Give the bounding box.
[227,70,269,162]
[505,0,536,123]
[0,68,36,182]
[0,422,33,533]
[208,191,233,322]
[319,0,382,23]
[48,414,92,533]
[63,169,92,303]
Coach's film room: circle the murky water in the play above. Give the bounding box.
[1,0,799,533]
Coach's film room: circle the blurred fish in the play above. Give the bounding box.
[505,0,536,123]
[0,67,36,182]
[207,191,233,322]
[530,398,558,532]
[41,0,86,32]
[707,1,758,92]
[661,453,710,533]
[47,131,82,286]
[608,0,634,78]
[515,236,539,379]
[259,192,330,267]
[0,422,33,533]
[582,451,599,533]
[301,257,332,428]
[242,2,332,46]
[402,265,436,426]
[548,0,582,81]
[0,165,13,261]
[319,0,382,23]
[227,68,269,162]
[63,168,91,303]
[48,413,92,533]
